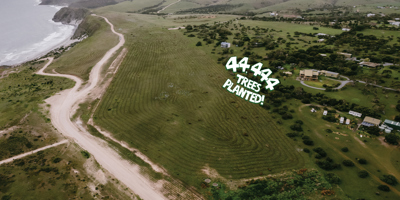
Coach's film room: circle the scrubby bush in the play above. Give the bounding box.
[286,132,299,138]
[303,148,310,153]
[358,170,369,178]
[358,158,367,164]
[378,185,390,191]
[303,139,314,146]
[380,175,398,186]
[325,172,341,184]
[81,151,90,159]
[316,160,340,170]
[313,147,327,157]
[385,134,399,145]
[341,147,349,152]
[342,160,354,167]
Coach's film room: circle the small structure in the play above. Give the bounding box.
[318,39,325,43]
[359,61,381,68]
[342,28,351,31]
[323,110,328,116]
[349,110,362,117]
[316,33,328,36]
[337,52,352,58]
[340,117,344,124]
[283,71,292,76]
[299,69,319,81]
[395,18,400,21]
[367,13,375,17]
[361,116,381,127]
[320,70,339,78]
[320,54,327,57]
[345,119,350,125]
[221,42,230,48]
[311,108,316,113]
[383,119,400,131]
[388,21,400,26]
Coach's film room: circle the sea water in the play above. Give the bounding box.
[0,0,75,66]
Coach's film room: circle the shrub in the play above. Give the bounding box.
[301,98,310,103]
[290,124,303,131]
[358,158,367,164]
[342,160,354,167]
[325,129,332,133]
[313,147,327,157]
[341,147,349,152]
[302,136,310,140]
[325,172,341,184]
[385,134,399,145]
[53,158,62,163]
[286,132,299,138]
[303,148,310,153]
[378,185,390,191]
[380,175,398,185]
[358,170,369,178]
[196,41,202,46]
[81,151,90,159]
[187,34,195,37]
[303,139,314,146]
[316,160,340,170]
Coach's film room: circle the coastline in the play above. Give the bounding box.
[1,2,81,67]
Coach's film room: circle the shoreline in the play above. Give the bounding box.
[1,2,81,67]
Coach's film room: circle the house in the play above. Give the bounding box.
[320,54,327,57]
[311,108,316,113]
[379,124,393,133]
[221,42,230,48]
[342,28,351,31]
[361,116,381,127]
[323,110,328,116]
[383,119,400,131]
[340,117,344,123]
[389,21,400,26]
[349,110,362,117]
[346,119,350,125]
[367,13,375,17]
[317,39,325,43]
[337,52,352,58]
[395,18,400,21]
[320,70,339,78]
[299,69,319,81]
[283,71,292,76]
[359,61,381,68]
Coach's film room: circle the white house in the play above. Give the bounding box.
[367,13,375,17]
[323,110,328,116]
[345,119,350,125]
[340,117,344,124]
[342,28,351,31]
[349,110,362,117]
[316,33,328,36]
[221,42,230,48]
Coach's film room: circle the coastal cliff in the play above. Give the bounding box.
[52,7,89,24]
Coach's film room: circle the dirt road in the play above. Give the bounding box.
[36,16,166,200]
[0,140,69,165]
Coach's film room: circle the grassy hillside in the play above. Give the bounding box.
[92,12,304,188]
[45,15,119,81]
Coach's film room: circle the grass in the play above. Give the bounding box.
[304,76,341,88]
[45,15,119,81]
[91,12,304,189]
[0,61,74,129]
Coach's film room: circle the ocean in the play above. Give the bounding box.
[0,0,75,66]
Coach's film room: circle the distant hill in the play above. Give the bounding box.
[40,0,121,8]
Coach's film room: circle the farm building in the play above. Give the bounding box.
[342,28,351,31]
[299,69,319,81]
[367,13,375,17]
[349,110,362,117]
[221,42,230,48]
[320,70,339,78]
[359,62,381,68]
[383,119,400,131]
[361,116,381,127]
[320,54,327,57]
[316,33,328,36]
[388,20,400,26]
[337,52,352,58]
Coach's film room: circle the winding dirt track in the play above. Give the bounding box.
[36,15,166,200]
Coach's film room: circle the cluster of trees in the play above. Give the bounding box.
[177,4,243,14]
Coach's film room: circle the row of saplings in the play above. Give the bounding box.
[286,122,397,193]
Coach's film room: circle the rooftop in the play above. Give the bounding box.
[363,116,381,125]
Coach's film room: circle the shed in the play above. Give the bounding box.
[337,52,352,58]
[221,42,231,48]
[383,119,400,131]
[345,119,350,125]
[349,110,362,117]
[342,28,351,31]
[361,116,381,127]
[318,39,325,43]
[340,117,344,123]
[323,110,328,116]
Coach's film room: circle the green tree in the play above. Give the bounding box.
[342,160,355,167]
[196,41,202,46]
[325,173,341,184]
[380,175,398,185]
[358,170,369,178]
[385,134,399,145]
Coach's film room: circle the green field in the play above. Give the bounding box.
[45,16,119,81]
[304,76,340,88]
[91,12,304,188]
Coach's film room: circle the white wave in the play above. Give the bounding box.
[49,5,65,10]
[0,24,75,66]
